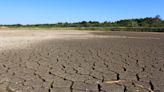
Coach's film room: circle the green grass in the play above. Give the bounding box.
[75,27,164,32]
[1,26,164,32]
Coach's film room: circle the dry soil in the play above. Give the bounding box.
[0,30,164,92]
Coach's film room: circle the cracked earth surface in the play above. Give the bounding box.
[0,30,164,92]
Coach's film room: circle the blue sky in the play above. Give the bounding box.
[0,0,163,24]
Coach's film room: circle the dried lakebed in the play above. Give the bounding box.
[0,30,164,92]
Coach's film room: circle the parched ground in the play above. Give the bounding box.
[0,30,164,92]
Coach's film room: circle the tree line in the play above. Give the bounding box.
[1,15,164,32]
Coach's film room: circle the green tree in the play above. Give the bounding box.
[131,21,139,27]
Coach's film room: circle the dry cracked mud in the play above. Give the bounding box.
[0,30,164,92]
